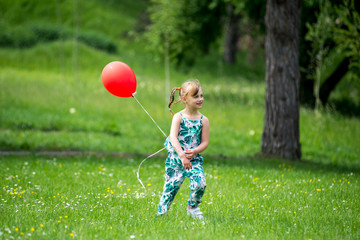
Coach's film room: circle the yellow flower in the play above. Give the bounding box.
[31,228,35,232]
[40,224,44,228]
[15,227,19,232]
[147,183,151,187]
[316,189,321,191]
[70,232,74,237]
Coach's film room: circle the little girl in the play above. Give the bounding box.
[157,80,209,219]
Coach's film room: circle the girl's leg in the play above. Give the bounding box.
[157,154,186,214]
[187,161,206,208]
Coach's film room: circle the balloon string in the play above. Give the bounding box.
[137,147,167,189]
[132,94,167,138]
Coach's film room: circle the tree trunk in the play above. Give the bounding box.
[261,0,302,160]
[224,2,240,64]
[319,58,350,105]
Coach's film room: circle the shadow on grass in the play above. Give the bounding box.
[1,150,358,175]
[205,154,360,175]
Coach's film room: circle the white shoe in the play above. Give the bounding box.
[187,207,204,219]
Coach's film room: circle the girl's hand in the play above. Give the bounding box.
[181,156,192,170]
[185,149,196,160]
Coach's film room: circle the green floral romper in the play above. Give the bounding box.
[157,113,206,214]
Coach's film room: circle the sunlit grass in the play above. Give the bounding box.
[0,155,359,239]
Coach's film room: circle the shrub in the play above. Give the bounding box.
[28,22,63,42]
[0,21,117,53]
[77,30,117,54]
[0,21,37,48]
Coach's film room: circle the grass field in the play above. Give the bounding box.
[1,154,359,239]
[1,0,360,239]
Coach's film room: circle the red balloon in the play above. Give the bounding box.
[101,61,137,98]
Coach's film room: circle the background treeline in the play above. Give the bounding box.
[143,0,360,116]
[1,0,359,117]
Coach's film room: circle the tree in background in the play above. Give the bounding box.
[145,0,266,66]
[145,0,225,67]
[300,0,360,111]
[223,0,266,64]
[223,2,240,64]
[145,0,225,102]
[261,0,302,160]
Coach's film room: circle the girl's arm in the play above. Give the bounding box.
[186,116,209,159]
[169,113,192,170]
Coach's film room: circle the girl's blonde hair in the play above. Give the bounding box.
[168,80,201,115]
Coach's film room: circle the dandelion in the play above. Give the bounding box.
[15,228,19,232]
[31,228,35,232]
[40,224,44,228]
[70,232,74,237]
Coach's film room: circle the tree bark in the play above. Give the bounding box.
[261,0,302,160]
[224,2,240,64]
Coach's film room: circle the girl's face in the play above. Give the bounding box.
[183,88,204,110]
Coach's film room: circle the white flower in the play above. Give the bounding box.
[249,130,255,136]
[130,235,135,239]
[69,108,76,114]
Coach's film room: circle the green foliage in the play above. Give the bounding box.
[0,21,117,53]
[332,0,360,72]
[305,0,359,74]
[145,0,225,66]
[304,0,360,110]
[0,21,37,48]
[77,30,117,54]
[29,22,68,42]
[305,0,333,111]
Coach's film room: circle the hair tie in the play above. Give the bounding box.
[177,87,181,90]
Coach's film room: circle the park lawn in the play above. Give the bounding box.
[0,154,359,239]
[1,38,360,240]
[1,0,360,239]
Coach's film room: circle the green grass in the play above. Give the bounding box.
[1,0,360,239]
[0,155,359,239]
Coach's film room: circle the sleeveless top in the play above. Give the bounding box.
[164,113,203,161]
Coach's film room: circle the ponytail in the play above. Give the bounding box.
[168,87,181,115]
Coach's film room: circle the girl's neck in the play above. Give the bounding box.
[181,107,201,119]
